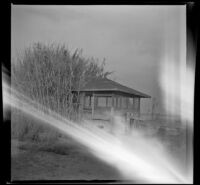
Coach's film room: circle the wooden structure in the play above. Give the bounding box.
[74,78,151,121]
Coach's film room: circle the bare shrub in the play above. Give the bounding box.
[11,42,112,142]
[11,108,60,143]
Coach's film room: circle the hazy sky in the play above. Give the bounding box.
[11,5,186,114]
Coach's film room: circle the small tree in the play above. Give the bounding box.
[11,42,112,119]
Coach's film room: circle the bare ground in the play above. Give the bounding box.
[11,120,188,182]
[11,137,122,181]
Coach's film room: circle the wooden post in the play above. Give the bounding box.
[110,94,114,121]
[138,98,141,117]
[116,96,118,108]
[110,94,114,133]
[133,97,137,116]
[111,94,114,108]
[79,92,85,120]
[106,96,108,107]
[91,93,95,119]
[126,97,129,109]
[83,93,85,108]
[119,96,122,108]
[89,95,91,107]
[132,97,134,109]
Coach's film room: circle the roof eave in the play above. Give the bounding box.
[76,89,151,98]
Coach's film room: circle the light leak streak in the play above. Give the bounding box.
[3,78,191,184]
[158,20,194,182]
[159,59,194,184]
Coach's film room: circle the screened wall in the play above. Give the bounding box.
[83,94,140,111]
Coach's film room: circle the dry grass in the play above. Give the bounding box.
[11,138,122,181]
[11,108,61,143]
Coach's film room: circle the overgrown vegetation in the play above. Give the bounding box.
[11,42,112,142]
[11,109,61,142]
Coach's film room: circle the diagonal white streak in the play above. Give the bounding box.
[3,80,191,184]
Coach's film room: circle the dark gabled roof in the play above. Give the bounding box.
[79,78,151,98]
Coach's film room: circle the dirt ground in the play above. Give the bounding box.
[11,137,123,181]
[11,120,188,182]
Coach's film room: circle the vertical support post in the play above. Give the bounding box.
[106,96,108,107]
[116,96,118,109]
[79,92,85,120]
[138,98,141,117]
[89,95,91,107]
[111,94,114,107]
[125,97,129,134]
[126,97,129,109]
[91,93,95,119]
[133,97,138,117]
[132,97,134,109]
[111,94,114,117]
[110,94,115,133]
[83,93,85,108]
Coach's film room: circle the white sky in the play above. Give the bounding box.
[11,5,186,114]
